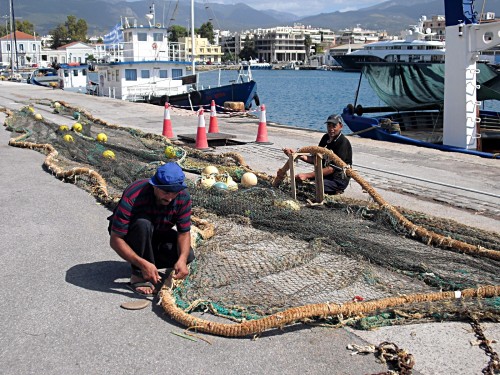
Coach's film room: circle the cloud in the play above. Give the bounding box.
[208,0,382,16]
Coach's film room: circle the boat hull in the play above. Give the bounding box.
[30,68,62,88]
[334,55,385,72]
[149,80,258,111]
[341,107,500,159]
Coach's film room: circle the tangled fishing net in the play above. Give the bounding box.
[4,100,500,338]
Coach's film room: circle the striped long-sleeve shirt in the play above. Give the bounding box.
[110,179,191,236]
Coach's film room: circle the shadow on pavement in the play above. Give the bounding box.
[66,260,134,298]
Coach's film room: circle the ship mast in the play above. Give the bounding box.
[190,0,195,74]
[443,0,500,150]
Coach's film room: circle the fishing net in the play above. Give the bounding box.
[4,100,500,337]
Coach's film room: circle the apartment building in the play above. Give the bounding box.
[221,25,335,64]
[178,36,223,63]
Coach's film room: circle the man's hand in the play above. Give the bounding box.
[282,148,294,157]
[140,261,162,284]
[295,173,309,181]
[173,259,189,279]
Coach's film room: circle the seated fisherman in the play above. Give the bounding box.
[282,114,352,194]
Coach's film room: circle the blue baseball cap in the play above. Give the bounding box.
[149,162,187,192]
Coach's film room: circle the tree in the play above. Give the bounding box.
[238,35,258,62]
[196,22,215,44]
[50,25,68,49]
[16,20,34,35]
[222,52,234,63]
[168,25,188,42]
[304,34,312,63]
[49,15,88,48]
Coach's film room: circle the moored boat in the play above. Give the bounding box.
[335,16,445,72]
[94,2,259,111]
[341,1,500,162]
[29,67,62,88]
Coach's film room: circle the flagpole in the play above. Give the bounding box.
[190,0,195,74]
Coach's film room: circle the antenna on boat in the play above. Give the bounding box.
[146,3,155,27]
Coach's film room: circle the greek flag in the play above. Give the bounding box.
[104,23,124,45]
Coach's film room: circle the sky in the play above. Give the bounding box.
[209,0,384,16]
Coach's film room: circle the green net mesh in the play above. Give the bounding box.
[4,100,500,328]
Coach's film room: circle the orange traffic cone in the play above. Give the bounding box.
[162,102,175,139]
[208,100,219,133]
[195,108,209,150]
[256,104,272,144]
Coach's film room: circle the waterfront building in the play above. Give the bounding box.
[0,31,42,68]
[220,25,336,64]
[178,36,223,64]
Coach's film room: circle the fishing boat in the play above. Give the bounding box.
[341,0,500,159]
[335,16,445,72]
[29,67,63,88]
[94,1,258,111]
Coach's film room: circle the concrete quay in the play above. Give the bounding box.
[0,81,499,375]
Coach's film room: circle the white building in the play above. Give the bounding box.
[0,31,43,68]
[57,41,95,64]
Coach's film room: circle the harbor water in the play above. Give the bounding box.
[199,68,500,134]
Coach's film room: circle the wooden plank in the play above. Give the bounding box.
[289,154,296,200]
[314,154,324,203]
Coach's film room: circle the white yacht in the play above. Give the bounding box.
[334,16,445,72]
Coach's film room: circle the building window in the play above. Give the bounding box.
[153,33,163,42]
[125,69,137,81]
[116,70,119,81]
[6,44,10,51]
[73,69,78,76]
[19,44,24,51]
[172,69,182,79]
[141,70,150,79]
[33,44,36,51]
[159,69,168,78]
[137,33,147,42]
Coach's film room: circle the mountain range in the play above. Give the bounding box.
[12,0,500,36]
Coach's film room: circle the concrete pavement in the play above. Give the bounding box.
[0,81,499,374]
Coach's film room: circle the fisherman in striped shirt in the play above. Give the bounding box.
[108,162,194,296]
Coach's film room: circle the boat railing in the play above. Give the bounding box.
[126,83,186,101]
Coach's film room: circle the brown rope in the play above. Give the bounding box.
[159,285,500,337]
[273,146,500,261]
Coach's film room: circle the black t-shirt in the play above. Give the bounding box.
[318,133,352,181]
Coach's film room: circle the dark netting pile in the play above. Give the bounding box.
[4,101,500,334]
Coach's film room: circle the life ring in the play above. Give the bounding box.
[152,42,158,50]
[253,93,260,107]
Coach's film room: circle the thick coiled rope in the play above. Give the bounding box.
[159,285,500,337]
[273,146,500,261]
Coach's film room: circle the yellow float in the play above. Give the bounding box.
[164,146,177,158]
[34,113,43,121]
[72,123,83,132]
[102,150,116,159]
[59,125,69,132]
[63,134,74,143]
[96,133,108,143]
